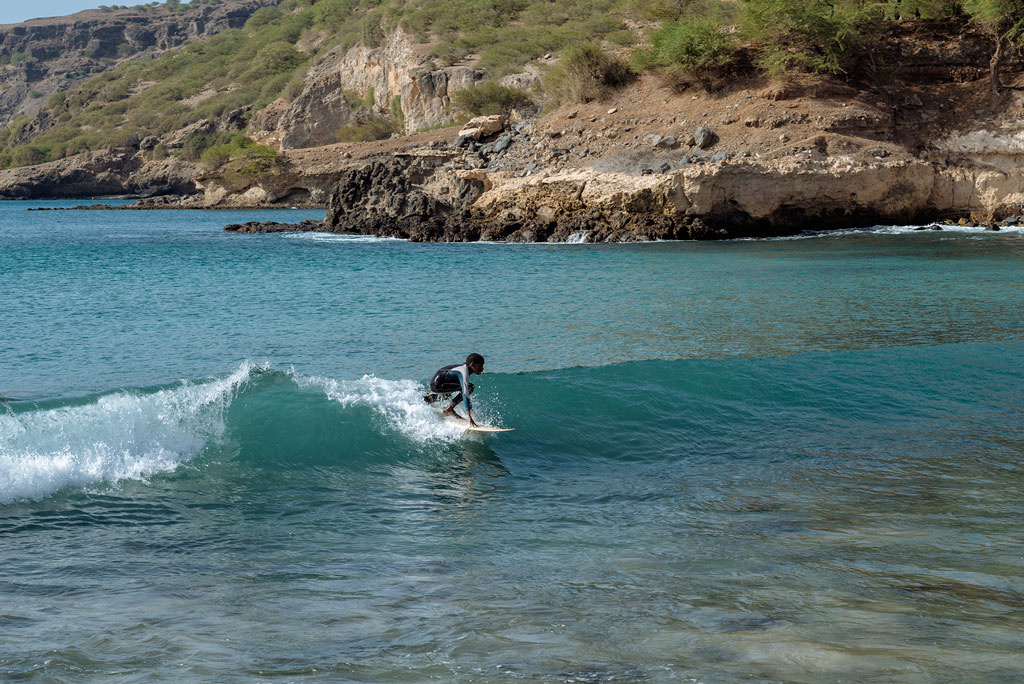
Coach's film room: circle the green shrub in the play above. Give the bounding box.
[452,81,533,116]
[741,0,883,75]
[180,130,232,161]
[542,43,636,104]
[887,0,959,18]
[200,134,285,178]
[284,67,310,100]
[246,6,284,28]
[337,116,398,142]
[390,94,403,125]
[227,144,285,178]
[343,88,375,109]
[11,145,50,166]
[634,16,738,91]
[248,41,305,79]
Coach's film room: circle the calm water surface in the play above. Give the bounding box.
[1,201,1022,683]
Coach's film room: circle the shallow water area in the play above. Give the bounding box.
[1,202,1023,683]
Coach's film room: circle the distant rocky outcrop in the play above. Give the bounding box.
[250,27,482,149]
[0,148,200,198]
[0,0,284,125]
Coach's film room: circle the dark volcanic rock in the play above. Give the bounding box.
[225,220,325,233]
[312,155,707,242]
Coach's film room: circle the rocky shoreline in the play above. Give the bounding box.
[222,110,1024,242]
[9,20,1024,242]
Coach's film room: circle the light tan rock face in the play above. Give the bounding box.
[932,127,1024,218]
[475,170,687,220]
[678,159,939,225]
[193,164,337,207]
[466,155,1024,231]
[258,28,481,150]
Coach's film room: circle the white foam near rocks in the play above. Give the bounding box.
[282,232,404,243]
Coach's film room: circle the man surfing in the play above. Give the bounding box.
[423,353,485,428]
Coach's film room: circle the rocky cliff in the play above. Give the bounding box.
[9,14,1024,241]
[0,0,283,126]
[250,28,483,149]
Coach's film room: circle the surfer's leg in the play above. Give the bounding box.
[443,394,463,418]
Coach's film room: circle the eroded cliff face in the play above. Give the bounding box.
[251,28,481,150]
[0,0,284,125]
[303,112,1024,242]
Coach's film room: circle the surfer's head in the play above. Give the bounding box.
[466,353,485,374]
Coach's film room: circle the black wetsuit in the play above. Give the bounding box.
[425,363,474,411]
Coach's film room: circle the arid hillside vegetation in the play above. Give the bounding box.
[1,0,1022,170]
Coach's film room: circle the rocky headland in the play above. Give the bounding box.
[9,17,1024,241]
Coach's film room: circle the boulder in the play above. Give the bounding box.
[493,134,513,153]
[458,115,505,140]
[694,126,718,149]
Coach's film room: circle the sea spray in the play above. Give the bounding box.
[293,372,472,442]
[0,362,259,503]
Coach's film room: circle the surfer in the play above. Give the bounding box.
[424,353,485,428]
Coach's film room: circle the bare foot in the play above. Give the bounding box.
[442,408,461,419]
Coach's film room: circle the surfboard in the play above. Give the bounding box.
[444,417,515,432]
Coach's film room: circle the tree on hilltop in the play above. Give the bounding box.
[963,0,1024,94]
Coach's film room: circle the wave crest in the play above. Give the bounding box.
[293,372,468,442]
[0,362,260,503]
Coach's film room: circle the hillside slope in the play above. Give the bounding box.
[0,0,284,127]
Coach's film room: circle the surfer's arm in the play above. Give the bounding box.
[456,369,478,426]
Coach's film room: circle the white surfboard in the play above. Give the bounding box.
[444,417,515,432]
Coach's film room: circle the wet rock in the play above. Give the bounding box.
[225,219,325,233]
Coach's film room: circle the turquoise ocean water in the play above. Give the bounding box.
[1,200,1022,683]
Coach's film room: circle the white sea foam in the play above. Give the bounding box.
[282,232,404,244]
[0,363,257,504]
[739,223,1024,241]
[294,372,473,442]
